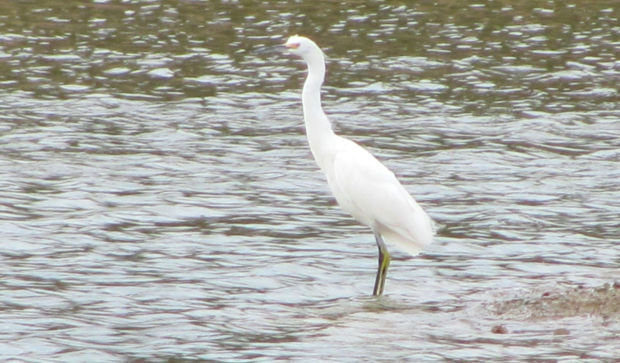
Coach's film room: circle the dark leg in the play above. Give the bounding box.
[372,232,391,296]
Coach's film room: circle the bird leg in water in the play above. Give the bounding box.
[373,232,391,296]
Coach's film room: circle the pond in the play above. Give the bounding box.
[0,0,618,361]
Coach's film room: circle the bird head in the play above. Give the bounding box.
[284,35,322,60]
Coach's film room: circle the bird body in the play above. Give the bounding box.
[327,138,434,255]
[284,35,434,295]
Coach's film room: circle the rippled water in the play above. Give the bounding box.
[1,0,618,361]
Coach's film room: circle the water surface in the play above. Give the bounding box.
[1,0,618,361]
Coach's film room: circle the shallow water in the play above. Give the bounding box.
[1,0,618,361]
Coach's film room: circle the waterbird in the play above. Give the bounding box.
[283,35,435,295]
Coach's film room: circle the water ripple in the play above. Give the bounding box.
[1,0,618,361]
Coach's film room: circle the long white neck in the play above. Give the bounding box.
[301,50,334,170]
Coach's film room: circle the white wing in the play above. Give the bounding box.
[325,137,434,255]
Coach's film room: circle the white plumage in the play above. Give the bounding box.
[284,35,434,295]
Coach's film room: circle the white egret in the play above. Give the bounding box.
[284,35,435,296]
